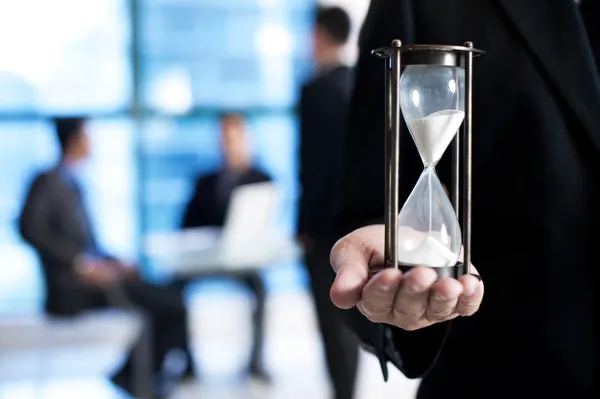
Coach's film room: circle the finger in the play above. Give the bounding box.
[392,267,438,323]
[330,225,385,309]
[329,225,385,273]
[331,266,368,309]
[456,274,484,316]
[427,277,464,321]
[357,268,403,322]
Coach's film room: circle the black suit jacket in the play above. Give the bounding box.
[332,0,599,396]
[181,168,271,228]
[19,167,109,315]
[298,66,353,244]
[297,66,354,242]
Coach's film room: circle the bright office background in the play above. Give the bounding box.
[0,0,369,314]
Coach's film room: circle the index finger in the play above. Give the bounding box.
[329,225,385,272]
[329,225,385,309]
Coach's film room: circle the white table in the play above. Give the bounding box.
[144,228,303,278]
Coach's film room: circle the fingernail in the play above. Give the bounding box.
[463,283,476,297]
[463,274,482,297]
[338,270,365,288]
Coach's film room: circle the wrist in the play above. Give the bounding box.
[73,253,98,275]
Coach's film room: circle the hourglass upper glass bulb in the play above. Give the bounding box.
[400,65,465,167]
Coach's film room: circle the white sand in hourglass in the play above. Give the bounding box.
[398,232,458,268]
[406,109,465,166]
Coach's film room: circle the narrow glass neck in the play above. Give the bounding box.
[422,159,439,168]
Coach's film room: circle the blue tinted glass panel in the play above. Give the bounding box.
[81,119,138,259]
[0,122,58,312]
[140,0,315,109]
[0,0,131,113]
[248,114,299,231]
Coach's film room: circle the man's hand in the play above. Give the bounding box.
[330,225,484,331]
[106,259,139,280]
[75,256,119,287]
[77,264,118,287]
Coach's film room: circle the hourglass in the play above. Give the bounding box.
[372,40,484,278]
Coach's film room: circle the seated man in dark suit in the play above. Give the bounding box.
[19,117,192,399]
[181,112,271,381]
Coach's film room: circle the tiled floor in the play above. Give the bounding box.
[0,291,420,399]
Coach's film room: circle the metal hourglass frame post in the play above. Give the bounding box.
[461,41,475,276]
[383,39,402,269]
[372,40,484,276]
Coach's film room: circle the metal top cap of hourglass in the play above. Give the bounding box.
[371,40,485,67]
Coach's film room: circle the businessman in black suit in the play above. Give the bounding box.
[19,117,192,398]
[297,6,359,399]
[328,0,598,397]
[181,112,271,381]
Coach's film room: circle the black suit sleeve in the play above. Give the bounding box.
[181,177,208,229]
[332,0,451,381]
[252,170,272,184]
[19,175,84,267]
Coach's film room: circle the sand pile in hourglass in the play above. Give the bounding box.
[399,234,458,267]
[406,109,465,167]
[398,108,465,268]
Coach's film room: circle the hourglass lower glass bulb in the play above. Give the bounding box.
[396,168,462,268]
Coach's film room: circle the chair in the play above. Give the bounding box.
[0,294,152,398]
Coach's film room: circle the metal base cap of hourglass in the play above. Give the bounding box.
[397,262,467,280]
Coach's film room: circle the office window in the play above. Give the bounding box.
[83,119,138,260]
[139,0,314,111]
[0,0,131,113]
[0,122,58,313]
[250,114,299,230]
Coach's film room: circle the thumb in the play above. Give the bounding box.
[329,236,371,309]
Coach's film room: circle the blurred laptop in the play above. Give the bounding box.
[220,181,281,262]
[146,181,298,274]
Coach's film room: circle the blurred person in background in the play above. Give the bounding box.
[181,112,271,382]
[19,117,192,399]
[297,6,359,399]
